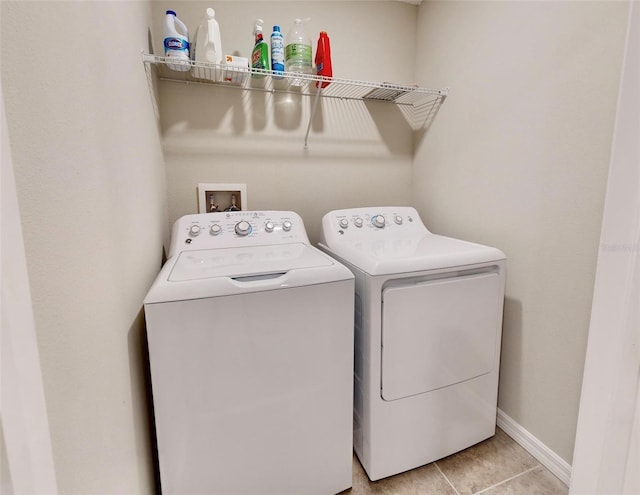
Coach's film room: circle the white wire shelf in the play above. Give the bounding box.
[142,53,449,146]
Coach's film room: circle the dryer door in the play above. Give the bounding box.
[381,272,501,401]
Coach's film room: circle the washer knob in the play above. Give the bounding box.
[372,215,386,228]
[210,224,222,236]
[265,221,275,233]
[282,220,292,232]
[235,220,251,236]
[339,218,349,229]
[354,218,363,228]
[394,215,403,225]
[188,224,201,236]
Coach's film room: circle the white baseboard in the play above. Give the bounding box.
[497,408,571,487]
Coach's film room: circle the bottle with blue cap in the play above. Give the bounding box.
[164,10,190,71]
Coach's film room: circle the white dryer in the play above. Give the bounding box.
[144,211,354,495]
[319,206,506,481]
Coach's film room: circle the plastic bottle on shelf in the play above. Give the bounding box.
[191,8,223,81]
[285,18,312,86]
[251,19,269,78]
[315,31,332,88]
[164,10,190,72]
[270,25,285,79]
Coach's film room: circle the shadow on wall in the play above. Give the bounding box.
[150,75,424,157]
[128,309,161,494]
[158,83,245,133]
[412,93,448,146]
[497,296,524,415]
[364,100,415,156]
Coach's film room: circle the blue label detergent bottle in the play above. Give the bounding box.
[271,25,285,79]
[164,10,190,72]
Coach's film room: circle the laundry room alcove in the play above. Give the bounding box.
[145,1,450,241]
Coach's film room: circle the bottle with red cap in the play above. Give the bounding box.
[315,31,332,88]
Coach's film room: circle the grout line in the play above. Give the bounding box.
[472,466,541,495]
[434,462,461,495]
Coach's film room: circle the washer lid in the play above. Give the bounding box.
[169,242,332,281]
[144,242,353,304]
[321,234,505,275]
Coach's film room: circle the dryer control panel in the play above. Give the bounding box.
[320,206,430,246]
[168,211,309,258]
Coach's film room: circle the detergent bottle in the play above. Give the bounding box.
[270,25,285,79]
[251,19,269,78]
[315,31,332,88]
[191,8,223,81]
[164,10,190,71]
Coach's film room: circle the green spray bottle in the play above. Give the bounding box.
[251,19,269,78]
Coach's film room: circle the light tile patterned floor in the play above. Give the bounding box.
[345,428,568,495]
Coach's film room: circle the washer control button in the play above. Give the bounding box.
[264,221,275,233]
[394,215,403,225]
[354,218,363,228]
[188,225,201,236]
[282,220,292,232]
[339,218,349,229]
[372,215,386,228]
[209,224,222,236]
[235,220,251,236]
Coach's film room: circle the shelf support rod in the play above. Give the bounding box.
[304,87,323,150]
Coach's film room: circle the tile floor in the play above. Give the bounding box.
[345,428,569,495]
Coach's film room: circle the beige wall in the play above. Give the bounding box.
[413,1,629,463]
[0,0,630,491]
[1,1,167,493]
[153,1,418,242]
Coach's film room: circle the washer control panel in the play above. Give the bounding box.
[320,206,430,245]
[169,211,309,258]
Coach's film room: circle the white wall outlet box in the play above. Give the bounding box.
[197,183,248,213]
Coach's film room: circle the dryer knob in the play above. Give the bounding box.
[264,221,275,233]
[189,224,201,236]
[394,215,403,225]
[354,218,363,228]
[339,218,349,229]
[235,220,251,236]
[282,220,293,232]
[210,224,222,236]
[372,215,386,228]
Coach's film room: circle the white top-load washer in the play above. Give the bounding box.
[319,206,506,481]
[144,211,354,495]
